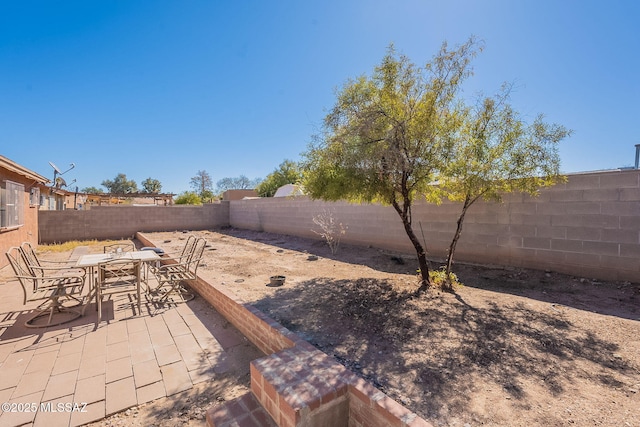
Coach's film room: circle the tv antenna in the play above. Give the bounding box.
[48,161,75,186]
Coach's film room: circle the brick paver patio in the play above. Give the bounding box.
[0,249,258,427]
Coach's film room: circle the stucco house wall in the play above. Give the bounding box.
[0,155,49,269]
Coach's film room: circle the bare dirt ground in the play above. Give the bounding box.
[145,228,640,427]
[22,229,639,426]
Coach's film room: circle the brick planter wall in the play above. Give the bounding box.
[136,232,433,427]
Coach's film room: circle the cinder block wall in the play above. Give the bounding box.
[35,170,640,281]
[229,170,640,283]
[38,202,229,243]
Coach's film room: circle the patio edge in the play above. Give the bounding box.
[136,232,433,427]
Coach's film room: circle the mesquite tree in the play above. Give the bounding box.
[440,86,572,289]
[303,38,482,292]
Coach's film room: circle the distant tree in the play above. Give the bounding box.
[174,191,202,205]
[141,177,162,193]
[190,170,213,199]
[303,39,482,292]
[440,86,572,288]
[215,175,262,193]
[82,187,103,194]
[256,160,302,197]
[101,173,138,194]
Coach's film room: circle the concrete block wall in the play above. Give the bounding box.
[35,169,640,281]
[38,203,229,244]
[229,198,409,250]
[229,170,640,283]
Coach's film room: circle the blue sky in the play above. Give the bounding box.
[1,1,639,195]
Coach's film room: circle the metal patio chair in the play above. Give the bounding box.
[96,258,142,323]
[6,246,86,328]
[148,236,206,304]
[102,241,137,279]
[21,241,85,276]
[159,235,197,264]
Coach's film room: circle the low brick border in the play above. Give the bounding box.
[136,232,432,427]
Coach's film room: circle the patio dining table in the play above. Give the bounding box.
[75,250,161,312]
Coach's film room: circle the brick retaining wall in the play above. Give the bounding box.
[136,232,433,427]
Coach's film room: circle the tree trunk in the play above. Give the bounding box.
[445,194,472,290]
[392,199,431,293]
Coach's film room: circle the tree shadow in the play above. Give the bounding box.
[251,276,636,424]
[452,263,640,322]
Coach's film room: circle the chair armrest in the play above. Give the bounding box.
[161,248,182,255]
[157,249,187,260]
[13,273,85,283]
[37,259,76,265]
[153,261,189,273]
[28,264,86,275]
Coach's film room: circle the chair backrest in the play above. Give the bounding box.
[6,246,36,293]
[20,242,43,277]
[103,242,136,254]
[186,237,207,276]
[178,235,197,262]
[98,258,141,288]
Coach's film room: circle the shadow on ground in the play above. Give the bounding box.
[252,276,637,424]
[218,226,640,322]
[133,296,264,426]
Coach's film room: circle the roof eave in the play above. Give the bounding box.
[0,155,50,184]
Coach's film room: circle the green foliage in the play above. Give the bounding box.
[439,84,572,278]
[303,39,480,206]
[420,268,462,290]
[101,173,138,194]
[303,37,483,290]
[81,186,103,194]
[442,85,572,204]
[302,37,571,293]
[200,190,215,203]
[256,160,302,197]
[174,191,202,205]
[141,177,162,193]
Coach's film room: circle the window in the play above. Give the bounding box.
[0,180,25,229]
[30,186,40,206]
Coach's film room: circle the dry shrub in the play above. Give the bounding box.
[312,209,347,255]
